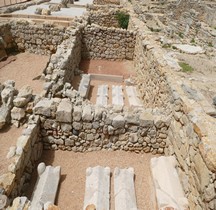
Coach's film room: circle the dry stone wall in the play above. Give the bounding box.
[10,20,67,55]
[33,97,170,154]
[87,5,127,28]
[0,115,42,199]
[133,33,172,109]
[165,76,216,210]
[93,0,120,5]
[43,27,83,96]
[82,24,136,60]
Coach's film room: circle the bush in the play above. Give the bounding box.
[116,11,130,29]
[179,62,194,73]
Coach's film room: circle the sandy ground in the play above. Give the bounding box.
[79,59,135,79]
[0,125,23,175]
[0,52,49,94]
[26,150,158,210]
[176,53,216,104]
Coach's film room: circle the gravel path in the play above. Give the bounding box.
[26,150,158,210]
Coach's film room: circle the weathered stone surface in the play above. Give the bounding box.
[56,99,72,123]
[0,173,15,195]
[82,105,93,122]
[151,156,188,210]
[34,99,54,117]
[114,167,138,210]
[83,166,110,210]
[112,85,124,106]
[112,115,125,129]
[73,106,82,121]
[30,163,61,210]
[78,74,90,98]
[11,107,25,121]
[0,106,10,129]
[139,111,154,127]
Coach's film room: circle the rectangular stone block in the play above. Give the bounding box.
[125,86,142,107]
[56,99,72,123]
[112,85,124,106]
[83,166,110,210]
[151,156,188,210]
[114,167,138,210]
[30,163,61,210]
[96,85,108,106]
[78,74,91,98]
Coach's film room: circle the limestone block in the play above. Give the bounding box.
[78,74,91,98]
[13,97,29,108]
[30,163,61,210]
[9,196,30,210]
[83,166,110,210]
[82,105,93,122]
[0,105,10,129]
[18,85,33,100]
[73,106,82,121]
[139,111,154,127]
[96,85,108,106]
[151,156,188,210]
[33,98,54,117]
[6,146,16,159]
[112,115,125,129]
[11,107,25,121]
[0,173,15,195]
[56,99,72,123]
[114,167,138,210]
[0,194,7,209]
[125,86,142,107]
[112,85,124,106]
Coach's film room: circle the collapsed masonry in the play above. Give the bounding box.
[0,0,215,209]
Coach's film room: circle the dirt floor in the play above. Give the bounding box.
[0,52,49,93]
[26,150,158,210]
[79,59,135,79]
[0,125,23,175]
[176,53,216,104]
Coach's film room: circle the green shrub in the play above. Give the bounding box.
[179,62,194,73]
[116,11,130,29]
[190,38,195,44]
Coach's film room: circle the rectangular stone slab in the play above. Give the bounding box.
[83,166,110,210]
[112,85,124,106]
[96,85,108,106]
[30,163,61,210]
[114,167,138,210]
[125,86,142,106]
[78,74,91,98]
[151,156,188,210]
[125,86,142,107]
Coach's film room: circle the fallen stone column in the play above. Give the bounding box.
[30,162,61,210]
[83,166,110,210]
[151,156,188,210]
[114,167,138,210]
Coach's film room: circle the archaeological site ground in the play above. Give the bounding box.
[0,0,216,209]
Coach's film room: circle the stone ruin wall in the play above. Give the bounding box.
[87,4,127,28]
[32,98,169,154]
[93,0,120,5]
[9,20,68,55]
[81,24,135,60]
[133,32,172,109]
[0,115,42,200]
[43,27,83,96]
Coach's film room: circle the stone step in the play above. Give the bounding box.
[96,85,108,106]
[112,85,124,106]
[125,86,142,107]
[78,74,91,98]
[83,166,110,210]
[114,167,138,210]
[30,162,61,210]
[150,156,188,210]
